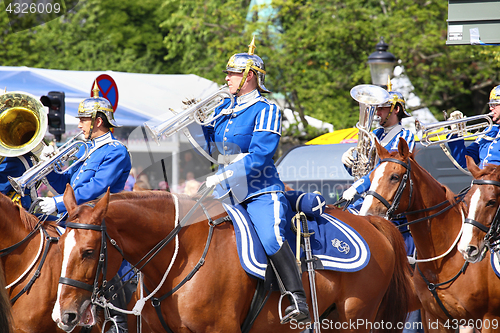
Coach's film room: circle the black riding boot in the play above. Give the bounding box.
[104,275,129,333]
[268,241,311,324]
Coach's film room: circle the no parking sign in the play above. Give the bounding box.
[92,74,119,111]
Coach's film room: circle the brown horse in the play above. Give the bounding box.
[360,138,500,332]
[458,156,500,263]
[0,265,13,333]
[0,192,139,333]
[52,183,413,333]
[0,192,66,333]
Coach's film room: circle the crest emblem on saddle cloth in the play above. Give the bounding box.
[331,238,350,254]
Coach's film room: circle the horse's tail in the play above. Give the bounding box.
[368,216,414,333]
[0,265,12,333]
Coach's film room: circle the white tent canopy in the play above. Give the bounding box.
[0,66,223,190]
[0,66,221,126]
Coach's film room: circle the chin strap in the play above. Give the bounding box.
[380,104,396,126]
[235,60,253,95]
[87,112,97,140]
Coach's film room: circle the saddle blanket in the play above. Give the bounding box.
[490,251,500,278]
[224,203,371,280]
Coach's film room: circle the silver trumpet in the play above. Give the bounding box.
[8,131,88,196]
[415,112,494,147]
[144,84,235,145]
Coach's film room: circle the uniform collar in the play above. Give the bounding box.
[383,122,401,134]
[236,89,260,105]
[88,131,113,148]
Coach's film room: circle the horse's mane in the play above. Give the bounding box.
[409,154,459,209]
[0,193,39,232]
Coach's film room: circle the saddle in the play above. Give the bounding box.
[223,190,371,281]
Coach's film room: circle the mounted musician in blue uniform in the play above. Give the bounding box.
[37,83,132,333]
[198,37,311,324]
[448,85,500,169]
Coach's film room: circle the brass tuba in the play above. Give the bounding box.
[0,91,48,161]
[350,85,390,180]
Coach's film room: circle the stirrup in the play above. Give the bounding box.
[278,291,300,324]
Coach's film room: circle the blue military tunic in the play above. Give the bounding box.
[448,124,500,169]
[201,89,288,255]
[0,155,34,210]
[202,89,284,202]
[46,131,131,214]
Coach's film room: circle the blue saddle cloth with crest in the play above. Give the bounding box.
[223,191,371,280]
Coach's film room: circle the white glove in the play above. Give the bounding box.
[448,110,464,121]
[342,147,356,168]
[448,110,466,133]
[205,170,234,188]
[39,197,57,215]
[342,186,358,201]
[205,174,222,188]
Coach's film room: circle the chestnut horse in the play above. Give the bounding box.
[0,265,13,333]
[52,184,414,333]
[0,192,66,333]
[0,192,138,333]
[360,138,500,332]
[458,157,500,263]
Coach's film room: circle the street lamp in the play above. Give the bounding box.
[367,37,396,87]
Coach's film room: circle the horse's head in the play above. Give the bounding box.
[359,137,413,218]
[52,184,111,332]
[458,156,500,263]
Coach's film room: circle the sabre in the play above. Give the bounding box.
[300,214,321,333]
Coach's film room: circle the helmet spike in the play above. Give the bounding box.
[387,75,392,92]
[248,36,256,56]
[92,81,100,98]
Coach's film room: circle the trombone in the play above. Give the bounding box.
[415,112,493,147]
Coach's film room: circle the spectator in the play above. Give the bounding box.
[183,172,201,196]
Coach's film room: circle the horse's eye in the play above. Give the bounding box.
[390,174,400,182]
[486,199,497,207]
[82,249,95,259]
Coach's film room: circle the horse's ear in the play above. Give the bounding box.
[375,139,389,159]
[63,184,78,214]
[92,187,110,223]
[466,156,481,178]
[398,137,410,159]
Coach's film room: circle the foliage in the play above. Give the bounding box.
[0,0,499,132]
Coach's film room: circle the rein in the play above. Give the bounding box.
[0,217,59,304]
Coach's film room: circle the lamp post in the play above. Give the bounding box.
[367,37,396,87]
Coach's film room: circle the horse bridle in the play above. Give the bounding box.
[59,219,109,305]
[365,157,413,220]
[464,179,500,248]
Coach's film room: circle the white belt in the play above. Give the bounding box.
[217,153,249,166]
